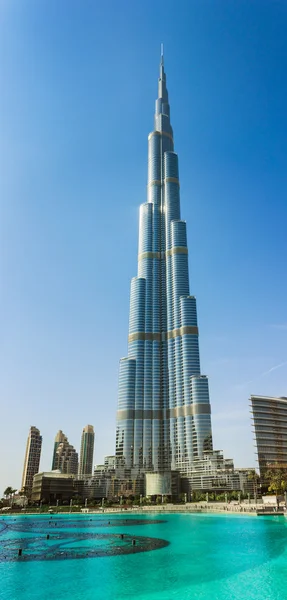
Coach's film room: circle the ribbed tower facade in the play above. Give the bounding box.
[79,425,95,476]
[115,53,213,477]
[21,426,42,495]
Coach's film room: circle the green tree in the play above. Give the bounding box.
[4,487,16,499]
[3,487,17,506]
[73,495,83,506]
[265,466,287,499]
[248,470,260,498]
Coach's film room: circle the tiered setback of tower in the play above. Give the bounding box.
[52,430,78,475]
[116,55,213,477]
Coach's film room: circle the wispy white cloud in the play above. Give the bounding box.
[260,361,287,376]
[270,324,287,331]
[234,360,287,390]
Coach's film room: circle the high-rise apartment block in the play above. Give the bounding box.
[79,425,95,476]
[115,52,213,482]
[251,395,287,476]
[52,429,66,468]
[52,430,78,475]
[104,455,116,470]
[21,426,42,495]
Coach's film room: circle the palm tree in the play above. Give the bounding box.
[3,487,17,506]
[264,465,287,507]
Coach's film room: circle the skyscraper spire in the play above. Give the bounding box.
[161,43,164,64]
[159,44,165,82]
[115,55,213,481]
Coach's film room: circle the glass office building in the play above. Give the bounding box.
[79,425,95,476]
[115,53,213,478]
[251,395,287,476]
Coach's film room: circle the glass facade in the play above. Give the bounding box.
[115,54,213,477]
[251,395,287,476]
[79,425,95,476]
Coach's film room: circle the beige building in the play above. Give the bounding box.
[145,471,180,498]
[52,430,78,475]
[21,426,42,495]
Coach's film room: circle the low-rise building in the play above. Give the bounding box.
[31,471,75,504]
[145,471,180,498]
[76,470,112,501]
[180,451,258,494]
[235,468,258,495]
[104,455,116,469]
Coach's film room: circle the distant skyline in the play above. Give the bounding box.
[1,0,287,491]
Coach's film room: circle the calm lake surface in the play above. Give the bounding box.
[1,512,287,600]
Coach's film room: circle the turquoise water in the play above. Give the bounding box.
[1,512,287,599]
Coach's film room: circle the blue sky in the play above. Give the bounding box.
[1,0,287,492]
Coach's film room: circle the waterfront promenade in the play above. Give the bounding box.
[2,500,283,518]
[82,502,262,516]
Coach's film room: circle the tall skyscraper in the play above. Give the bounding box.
[52,430,67,469]
[115,52,213,479]
[21,426,42,495]
[52,430,78,475]
[79,425,95,476]
[251,395,287,476]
